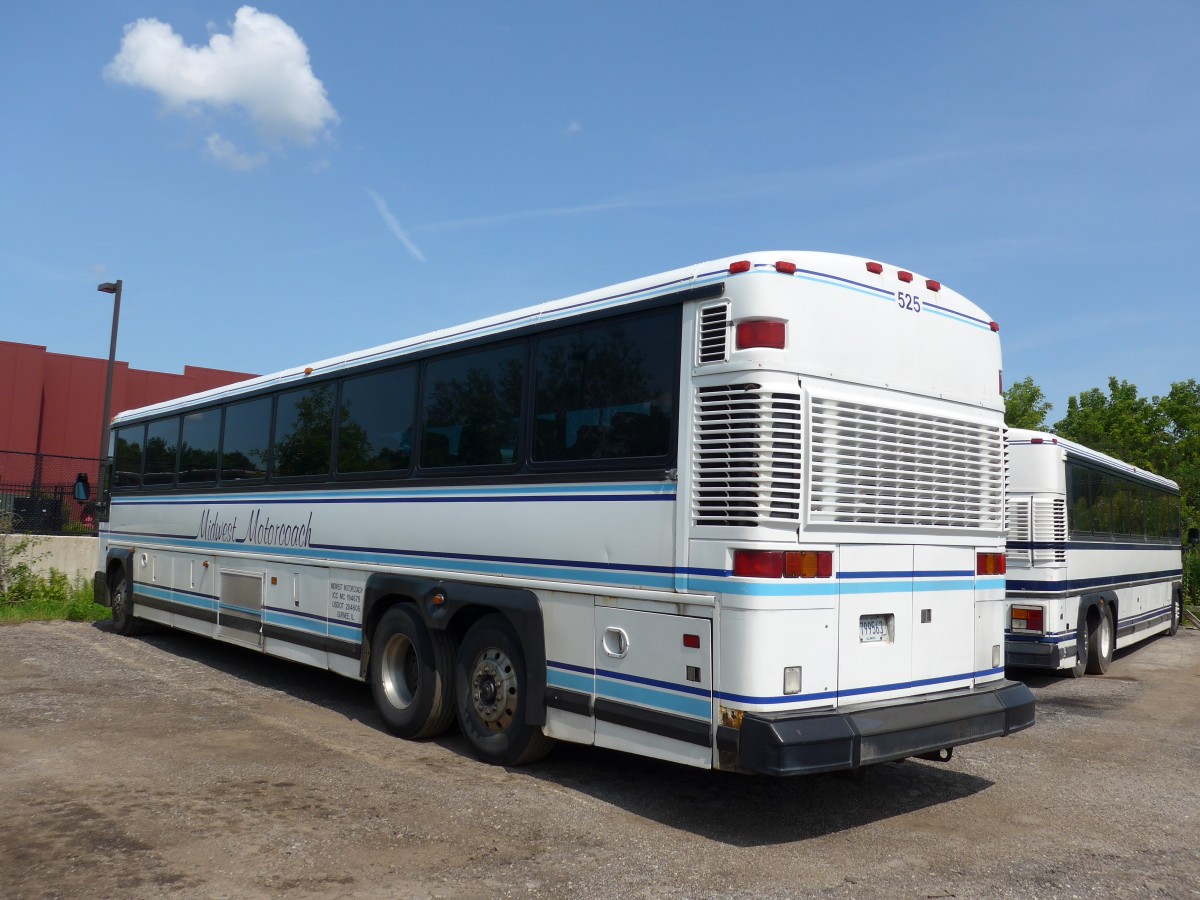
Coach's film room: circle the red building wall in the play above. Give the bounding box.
[0,340,256,467]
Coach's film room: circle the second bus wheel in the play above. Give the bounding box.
[1084,603,1114,675]
[454,614,554,766]
[370,604,456,739]
[109,568,146,637]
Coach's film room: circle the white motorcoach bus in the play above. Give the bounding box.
[83,251,1034,774]
[1004,429,1185,676]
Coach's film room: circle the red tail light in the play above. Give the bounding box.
[898,270,914,283]
[925,279,941,292]
[1010,605,1044,634]
[977,552,1006,576]
[735,550,833,579]
[736,321,786,350]
[866,261,883,274]
[729,260,752,274]
[734,550,785,578]
[774,261,797,274]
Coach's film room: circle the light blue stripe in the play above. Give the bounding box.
[924,307,991,330]
[790,272,895,303]
[138,584,216,611]
[547,669,593,693]
[596,676,712,719]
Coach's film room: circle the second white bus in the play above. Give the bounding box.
[1004,429,1184,675]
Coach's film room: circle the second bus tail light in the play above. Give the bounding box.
[734,550,833,579]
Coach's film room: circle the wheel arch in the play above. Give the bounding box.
[361,573,546,727]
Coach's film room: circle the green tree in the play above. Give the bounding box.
[1159,379,1200,531]
[1003,376,1052,430]
[1053,377,1167,472]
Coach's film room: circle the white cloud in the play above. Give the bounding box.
[105,6,338,146]
[205,133,267,171]
[366,189,426,262]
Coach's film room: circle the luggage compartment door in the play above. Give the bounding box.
[593,607,713,768]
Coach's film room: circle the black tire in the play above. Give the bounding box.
[109,568,145,636]
[454,614,554,766]
[1084,603,1114,675]
[1168,590,1181,637]
[1068,619,1087,678]
[370,605,455,739]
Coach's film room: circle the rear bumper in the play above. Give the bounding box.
[720,680,1035,776]
[1005,638,1067,670]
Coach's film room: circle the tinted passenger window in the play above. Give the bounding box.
[533,309,676,462]
[273,383,334,478]
[1068,464,1092,536]
[421,344,526,468]
[338,367,416,474]
[180,410,221,485]
[113,425,145,490]
[143,418,180,487]
[221,397,271,482]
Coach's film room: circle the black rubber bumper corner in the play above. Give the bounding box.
[1004,639,1064,670]
[726,680,1036,776]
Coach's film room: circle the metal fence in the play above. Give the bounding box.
[0,450,101,535]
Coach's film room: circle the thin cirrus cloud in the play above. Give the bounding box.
[104,5,338,169]
[366,190,426,263]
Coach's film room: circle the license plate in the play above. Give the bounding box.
[859,615,889,643]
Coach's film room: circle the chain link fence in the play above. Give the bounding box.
[0,450,101,535]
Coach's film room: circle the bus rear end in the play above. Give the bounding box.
[684,252,1034,774]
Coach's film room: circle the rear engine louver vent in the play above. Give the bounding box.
[692,383,803,527]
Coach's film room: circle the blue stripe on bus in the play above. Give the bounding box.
[841,569,974,579]
[1006,569,1181,593]
[113,483,676,507]
[1007,540,1181,551]
[715,667,1005,705]
[115,535,1004,599]
[261,608,361,642]
[594,676,712,720]
[137,583,217,611]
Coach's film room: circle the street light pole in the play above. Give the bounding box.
[97,280,122,463]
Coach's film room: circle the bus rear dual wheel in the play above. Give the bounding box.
[1070,604,1114,677]
[370,607,553,766]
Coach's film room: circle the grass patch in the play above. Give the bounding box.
[0,570,111,624]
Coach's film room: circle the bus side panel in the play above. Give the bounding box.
[542,591,597,745]
[592,607,713,768]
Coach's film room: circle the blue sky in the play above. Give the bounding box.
[2,2,1197,423]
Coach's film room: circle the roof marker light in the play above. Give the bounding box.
[775,261,797,275]
[304,367,314,375]
[989,321,1000,333]
[729,260,752,274]
[925,279,941,292]
[866,261,883,274]
[898,270,914,283]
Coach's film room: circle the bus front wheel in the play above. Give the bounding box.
[370,604,455,739]
[454,614,554,766]
[1084,604,1114,675]
[109,569,145,637]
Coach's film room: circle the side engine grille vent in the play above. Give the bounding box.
[1032,497,1067,565]
[697,303,730,364]
[692,383,803,527]
[809,397,1004,529]
[1006,498,1031,568]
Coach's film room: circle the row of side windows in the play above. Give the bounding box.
[1066,462,1181,541]
[111,308,679,491]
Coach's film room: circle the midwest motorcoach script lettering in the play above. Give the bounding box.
[196,509,313,548]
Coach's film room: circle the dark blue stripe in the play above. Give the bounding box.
[923,301,990,326]
[1008,540,1181,551]
[1007,569,1181,593]
[115,493,673,507]
[263,603,363,630]
[547,659,594,676]
[715,667,1006,705]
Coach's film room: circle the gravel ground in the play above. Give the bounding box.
[1,620,1198,899]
